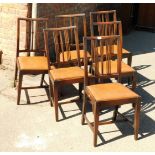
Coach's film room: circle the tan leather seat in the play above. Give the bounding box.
[93,60,135,75]
[17,56,48,71]
[86,83,139,103]
[96,45,130,55]
[50,66,85,81]
[60,50,91,62]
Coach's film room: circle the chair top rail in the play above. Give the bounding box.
[55,13,85,18]
[44,26,76,31]
[90,10,116,15]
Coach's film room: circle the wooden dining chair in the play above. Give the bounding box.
[81,35,141,147]
[90,21,136,90]
[44,26,86,122]
[55,13,91,65]
[14,17,52,105]
[90,10,132,66]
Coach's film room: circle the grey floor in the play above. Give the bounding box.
[0,30,155,151]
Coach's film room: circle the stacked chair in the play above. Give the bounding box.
[14,10,141,147]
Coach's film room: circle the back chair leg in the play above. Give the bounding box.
[79,83,83,100]
[53,84,59,122]
[112,105,119,121]
[40,74,45,86]
[81,92,87,125]
[93,103,99,147]
[127,53,132,66]
[132,74,136,90]
[14,64,18,87]
[49,78,53,107]
[134,99,140,140]
[17,72,23,105]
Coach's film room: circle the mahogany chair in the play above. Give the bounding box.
[14,17,52,105]
[81,35,141,147]
[90,21,136,90]
[90,10,132,66]
[55,13,91,65]
[44,26,85,122]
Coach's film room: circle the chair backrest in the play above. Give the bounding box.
[90,10,117,36]
[55,13,86,49]
[44,26,80,68]
[83,35,122,85]
[16,17,48,57]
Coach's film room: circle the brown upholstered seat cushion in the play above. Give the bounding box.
[59,50,91,62]
[86,83,139,102]
[93,60,135,75]
[50,66,85,81]
[96,45,130,55]
[17,56,48,71]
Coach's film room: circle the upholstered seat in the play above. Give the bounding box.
[17,56,48,71]
[86,83,139,103]
[50,66,85,81]
[93,60,135,75]
[60,50,91,62]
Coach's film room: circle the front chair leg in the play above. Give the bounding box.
[17,72,23,105]
[134,99,141,140]
[53,84,59,122]
[93,103,99,147]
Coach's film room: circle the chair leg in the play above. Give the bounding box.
[53,84,59,122]
[132,74,136,90]
[14,64,18,87]
[40,74,45,86]
[17,72,23,105]
[112,105,119,121]
[49,78,53,107]
[81,91,87,125]
[93,103,99,147]
[127,53,132,66]
[134,99,140,140]
[79,83,83,100]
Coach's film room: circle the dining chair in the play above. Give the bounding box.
[90,10,132,66]
[90,21,136,90]
[14,17,52,105]
[55,13,91,65]
[44,26,86,122]
[81,35,141,147]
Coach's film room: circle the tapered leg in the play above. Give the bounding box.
[53,84,59,122]
[93,103,99,147]
[14,64,18,87]
[40,74,45,86]
[81,91,87,125]
[112,105,119,121]
[134,99,140,140]
[17,72,23,105]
